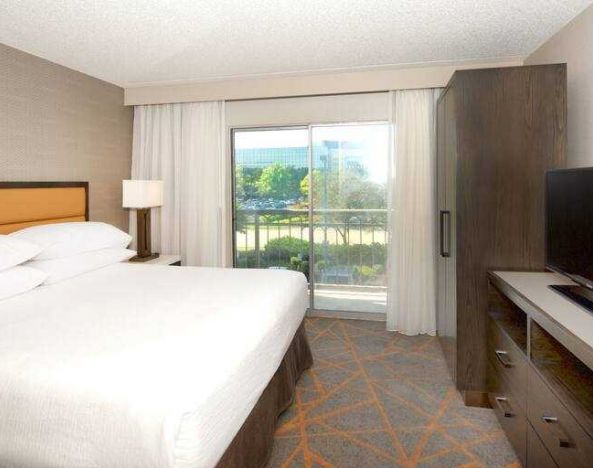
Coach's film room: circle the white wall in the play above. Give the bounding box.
[525,4,593,168]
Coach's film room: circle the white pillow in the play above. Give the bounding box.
[0,266,48,300]
[27,248,135,285]
[0,235,43,271]
[10,222,132,260]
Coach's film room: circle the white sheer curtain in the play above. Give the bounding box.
[386,89,440,335]
[130,101,230,267]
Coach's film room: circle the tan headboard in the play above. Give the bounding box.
[0,182,89,234]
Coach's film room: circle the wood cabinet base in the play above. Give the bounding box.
[463,390,490,408]
[487,275,593,467]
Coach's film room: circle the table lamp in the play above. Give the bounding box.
[122,180,163,262]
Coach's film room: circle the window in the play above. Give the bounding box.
[232,124,389,315]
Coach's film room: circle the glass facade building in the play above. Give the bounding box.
[235,141,364,170]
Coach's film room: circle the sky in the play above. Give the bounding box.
[234,128,308,148]
[234,124,390,182]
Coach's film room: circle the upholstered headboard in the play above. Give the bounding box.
[0,182,89,234]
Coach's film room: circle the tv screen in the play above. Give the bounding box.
[546,168,593,288]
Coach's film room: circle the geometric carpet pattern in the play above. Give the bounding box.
[267,318,519,467]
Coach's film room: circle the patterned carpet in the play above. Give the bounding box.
[267,318,518,467]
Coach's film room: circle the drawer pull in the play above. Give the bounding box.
[495,396,514,418]
[542,415,572,448]
[495,350,513,368]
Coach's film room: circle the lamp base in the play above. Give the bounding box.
[129,253,160,262]
[134,208,157,261]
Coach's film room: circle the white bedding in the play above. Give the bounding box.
[0,264,308,467]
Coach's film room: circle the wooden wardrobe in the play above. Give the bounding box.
[436,64,567,405]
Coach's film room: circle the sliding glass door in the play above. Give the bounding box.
[309,124,389,313]
[232,123,390,316]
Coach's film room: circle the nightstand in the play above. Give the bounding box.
[130,254,181,266]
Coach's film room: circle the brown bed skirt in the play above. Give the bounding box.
[216,320,313,468]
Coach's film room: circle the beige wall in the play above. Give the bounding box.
[125,58,522,106]
[0,42,133,229]
[226,92,391,128]
[525,5,593,168]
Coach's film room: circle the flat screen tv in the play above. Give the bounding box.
[546,168,593,311]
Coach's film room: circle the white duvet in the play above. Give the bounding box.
[0,264,308,467]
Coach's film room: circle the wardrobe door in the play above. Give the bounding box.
[444,87,458,380]
[437,87,456,380]
[436,94,447,335]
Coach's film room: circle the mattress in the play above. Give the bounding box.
[0,263,308,467]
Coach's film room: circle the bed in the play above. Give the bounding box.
[0,182,312,467]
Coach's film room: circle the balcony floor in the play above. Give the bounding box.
[313,284,386,314]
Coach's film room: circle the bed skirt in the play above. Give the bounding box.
[216,320,313,468]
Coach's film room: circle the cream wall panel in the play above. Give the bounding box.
[226,92,390,128]
[525,5,593,168]
[125,59,522,106]
[0,42,133,229]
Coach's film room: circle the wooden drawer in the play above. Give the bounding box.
[488,316,528,410]
[528,423,557,467]
[488,361,527,465]
[528,366,593,467]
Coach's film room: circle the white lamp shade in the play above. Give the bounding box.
[122,180,163,208]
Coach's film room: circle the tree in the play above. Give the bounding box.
[256,163,304,200]
[300,165,386,243]
[300,167,385,209]
[234,165,246,200]
[234,166,262,233]
[235,166,263,202]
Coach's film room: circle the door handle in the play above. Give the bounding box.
[440,210,451,257]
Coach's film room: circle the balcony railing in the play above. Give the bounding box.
[234,208,388,286]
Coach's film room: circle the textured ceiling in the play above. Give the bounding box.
[0,0,590,86]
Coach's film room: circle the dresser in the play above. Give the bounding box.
[488,271,593,467]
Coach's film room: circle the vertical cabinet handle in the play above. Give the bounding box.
[495,396,514,418]
[440,210,451,257]
[542,415,573,448]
